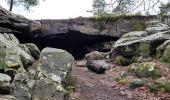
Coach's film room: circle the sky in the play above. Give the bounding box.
[0,0,169,20]
[0,0,93,19]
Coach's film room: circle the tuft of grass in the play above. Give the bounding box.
[64,74,77,94]
[117,77,131,85]
[114,55,133,66]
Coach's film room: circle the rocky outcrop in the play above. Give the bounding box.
[0,33,39,76]
[0,6,158,59]
[111,21,170,65]
[0,5,41,35]
[0,33,74,100]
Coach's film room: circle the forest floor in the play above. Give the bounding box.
[71,60,135,100]
[70,60,170,100]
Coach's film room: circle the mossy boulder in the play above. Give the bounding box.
[128,62,161,78]
[114,55,133,66]
[150,80,170,93]
[112,29,170,59]
[113,31,149,57]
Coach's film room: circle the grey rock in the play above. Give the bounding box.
[130,79,144,89]
[85,51,108,60]
[11,73,32,100]
[86,60,111,74]
[113,30,170,58]
[0,73,11,94]
[0,95,17,100]
[33,47,74,100]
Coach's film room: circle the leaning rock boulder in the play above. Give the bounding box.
[32,47,74,100]
[113,31,150,58]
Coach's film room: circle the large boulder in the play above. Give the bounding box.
[32,47,74,100]
[86,60,111,74]
[113,31,151,57]
[112,25,170,60]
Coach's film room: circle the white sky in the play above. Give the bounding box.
[0,0,169,20]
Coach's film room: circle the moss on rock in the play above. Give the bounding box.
[128,62,161,78]
[160,45,170,64]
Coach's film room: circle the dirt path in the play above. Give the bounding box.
[71,65,135,100]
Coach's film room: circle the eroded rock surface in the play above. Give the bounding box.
[32,47,74,100]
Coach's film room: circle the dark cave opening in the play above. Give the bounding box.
[15,30,118,59]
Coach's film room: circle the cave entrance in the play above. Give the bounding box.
[15,30,118,59]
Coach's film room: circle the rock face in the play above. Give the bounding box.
[32,47,74,100]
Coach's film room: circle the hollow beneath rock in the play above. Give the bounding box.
[15,30,118,59]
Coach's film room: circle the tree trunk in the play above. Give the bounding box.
[9,0,13,11]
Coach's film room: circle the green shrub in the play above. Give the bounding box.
[131,19,146,31]
[114,55,133,66]
[161,45,170,65]
[150,80,170,93]
[117,77,131,85]
[64,75,77,94]
[137,42,150,57]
